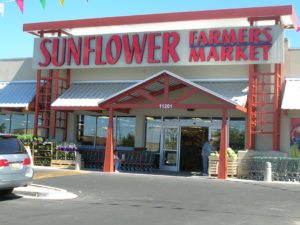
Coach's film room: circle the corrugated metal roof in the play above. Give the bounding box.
[281,79,300,110]
[194,81,248,107]
[98,70,247,108]
[0,81,36,108]
[52,78,248,108]
[51,82,135,107]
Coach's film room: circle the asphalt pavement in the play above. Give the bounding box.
[0,167,300,225]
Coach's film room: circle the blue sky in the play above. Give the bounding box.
[0,0,299,59]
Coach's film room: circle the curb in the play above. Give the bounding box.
[14,184,78,200]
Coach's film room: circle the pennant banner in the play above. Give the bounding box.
[0,3,4,16]
[59,0,64,7]
[40,0,46,9]
[15,0,24,14]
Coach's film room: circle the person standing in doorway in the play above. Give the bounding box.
[202,138,214,176]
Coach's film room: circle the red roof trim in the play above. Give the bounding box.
[23,5,297,32]
[98,70,247,113]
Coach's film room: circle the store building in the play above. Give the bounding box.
[1,5,300,177]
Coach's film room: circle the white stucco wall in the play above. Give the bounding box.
[70,65,248,82]
[278,46,300,154]
[0,58,36,81]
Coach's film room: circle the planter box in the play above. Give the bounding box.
[208,156,237,177]
[32,143,54,167]
[51,159,75,169]
[51,150,76,169]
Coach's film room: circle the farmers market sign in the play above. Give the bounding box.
[33,25,284,69]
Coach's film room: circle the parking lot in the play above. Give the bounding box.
[1,168,300,225]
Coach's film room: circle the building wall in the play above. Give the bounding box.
[3,46,300,154]
[281,111,300,155]
[285,49,300,78]
[0,58,36,81]
[279,46,300,154]
[70,65,248,82]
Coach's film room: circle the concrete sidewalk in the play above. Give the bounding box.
[33,166,91,180]
[33,166,300,186]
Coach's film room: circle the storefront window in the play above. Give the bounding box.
[77,115,136,147]
[163,117,179,123]
[115,117,135,147]
[77,115,96,145]
[96,116,109,146]
[0,114,35,134]
[0,114,10,133]
[26,114,35,135]
[180,117,211,123]
[11,114,27,134]
[145,117,162,152]
[211,128,221,151]
[229,118,246,150]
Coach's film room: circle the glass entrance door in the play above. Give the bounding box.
[160,126,180,171]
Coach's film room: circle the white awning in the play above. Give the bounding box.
[51,78,248,108]
[282,79,300,110]
[0,81,36,108]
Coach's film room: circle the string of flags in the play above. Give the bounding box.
[0,0,89,15]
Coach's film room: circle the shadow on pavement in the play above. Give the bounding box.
[0,193,22,202]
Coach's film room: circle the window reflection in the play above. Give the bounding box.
[96,116,109,146]
[229,119,245,150]
[164,117,179,122]
[77,115,96,145]
[180,117,211,123]
[145,117,161,152]
[164,128,178,150]
[77,115,136,147]
[115,117,135,147]
[11,114,27,134]
[211,128,221,151]
[163,150,177,166]
[0,114,35,135]
[27,114,35,135]
[0,114,10,133]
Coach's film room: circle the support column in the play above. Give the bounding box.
[246,64,256,150]
[135,114,145,148]
[51,69,60,139]
[34,70,41,136]
[273,64,281,151]
[103,109,114,172]
[218,109,228,180]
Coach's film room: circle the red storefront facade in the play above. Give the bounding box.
[19,5,299,178]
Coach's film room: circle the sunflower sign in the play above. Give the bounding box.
[290,118,300,158]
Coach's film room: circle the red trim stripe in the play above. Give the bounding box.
[23,5,297,32]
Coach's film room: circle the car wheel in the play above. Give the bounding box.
[0,188,14,195]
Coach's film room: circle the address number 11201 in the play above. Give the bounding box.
[159,104,173,109]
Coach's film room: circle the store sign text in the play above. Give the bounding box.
[33,26,283,69]
[159,103,173,109]
[189,27,272,62]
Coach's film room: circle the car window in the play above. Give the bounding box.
[0,137,26,154]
